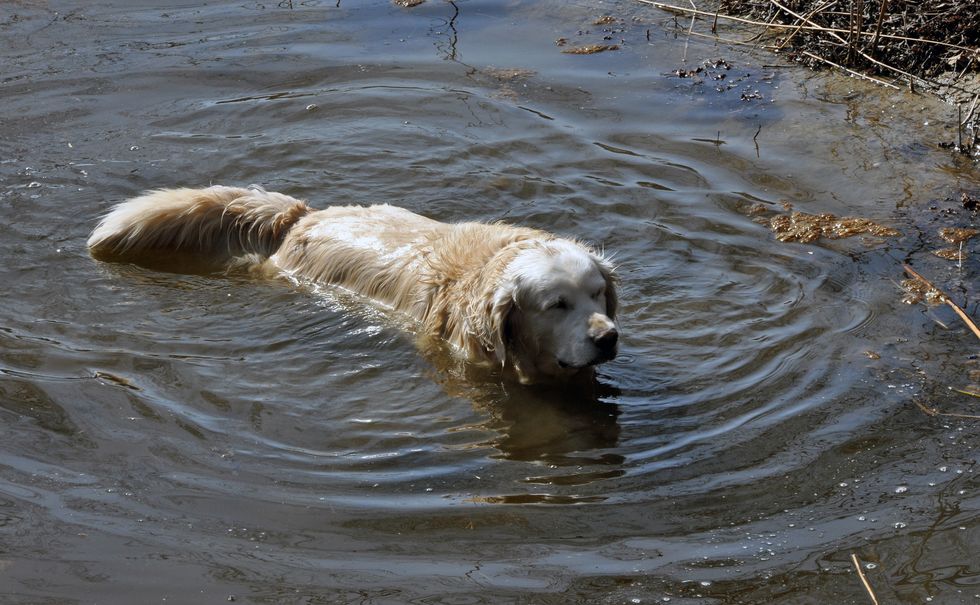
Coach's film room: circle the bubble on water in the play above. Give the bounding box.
[130,145,140,151]
[27,181,41,188]
[939,466,948,472]
[700,581,712,587]
[839,482,848,487]
[894,486,909,494]
[865,563,877,570]
[858,516,866,521]
[894,522,907,529]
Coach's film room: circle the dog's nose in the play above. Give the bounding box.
[592,327,618,351]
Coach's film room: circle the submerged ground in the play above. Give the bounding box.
[1,0,978,603]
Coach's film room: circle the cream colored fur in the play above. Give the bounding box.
[88,185,619,384]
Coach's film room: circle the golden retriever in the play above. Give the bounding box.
[88,185,619,384]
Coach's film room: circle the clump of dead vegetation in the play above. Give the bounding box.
[743,202,901,243]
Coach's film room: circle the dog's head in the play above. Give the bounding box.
[489,240,619,384]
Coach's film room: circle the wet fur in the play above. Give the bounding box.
[88,185,618,384]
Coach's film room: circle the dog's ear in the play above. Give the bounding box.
[595,256,619,319]
[487,284,516,366]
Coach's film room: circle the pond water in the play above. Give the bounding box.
[2,0,978,603]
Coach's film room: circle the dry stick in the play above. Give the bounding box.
[687,29,778,48]
[635,0,976,55]
[846,0,863,66]
[775,0,838,51]
[964,94,979,129]
[682,0,697,62]
[903,264,980,341]
[801,50,899,88]
[870,0,888,48]
[851,554,880,605]
[959,103,964,150]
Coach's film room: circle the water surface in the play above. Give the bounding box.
[1,0,978,603]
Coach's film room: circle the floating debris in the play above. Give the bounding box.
[393,0,424,6]
[962,192,979,211]
[555,37,568,47]
[672,67,703,78]
[864,351,881,360]
[769,211,901,243]
[483,67,536,82]
[594,15,617,25]
[561,44,619,55]
[901,278,945,306]
[933,247,966,261]
[939,227,978,244]
[94,371,141,391]
[482,67,535,102]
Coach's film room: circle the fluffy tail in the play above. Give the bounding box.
[87,185,311,260]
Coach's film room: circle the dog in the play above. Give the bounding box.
[88,186,619,384]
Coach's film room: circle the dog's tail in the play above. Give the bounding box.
[87,185,311,260]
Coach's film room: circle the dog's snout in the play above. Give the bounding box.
[592,326,618,351]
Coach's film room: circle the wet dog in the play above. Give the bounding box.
[88,186,619,384]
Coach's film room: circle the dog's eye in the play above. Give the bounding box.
[548,298,568,311]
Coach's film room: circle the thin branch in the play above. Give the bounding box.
[851,553,880,605]
[801,50,899,89]
[775,0,837,51]
[870,0,888,48]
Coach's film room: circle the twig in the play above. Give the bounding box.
[776,0,837,51]
[870,0,888,48]
[962,94,978,129]
[682,0,697,62]
[903,264,980,341]
[915,400,980,419]
[801,50,899,89]
[686,28,772,47]
[951,387,980,399]
[851,553,880,605]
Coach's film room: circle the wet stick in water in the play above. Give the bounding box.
[914,400,980,420]
[850,553,880,605]
[902,264,980,341]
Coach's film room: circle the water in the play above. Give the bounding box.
[2,0,978,603]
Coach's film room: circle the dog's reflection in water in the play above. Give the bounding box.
[420,338,622,470]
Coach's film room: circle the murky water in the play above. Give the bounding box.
[2,0,978,603]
